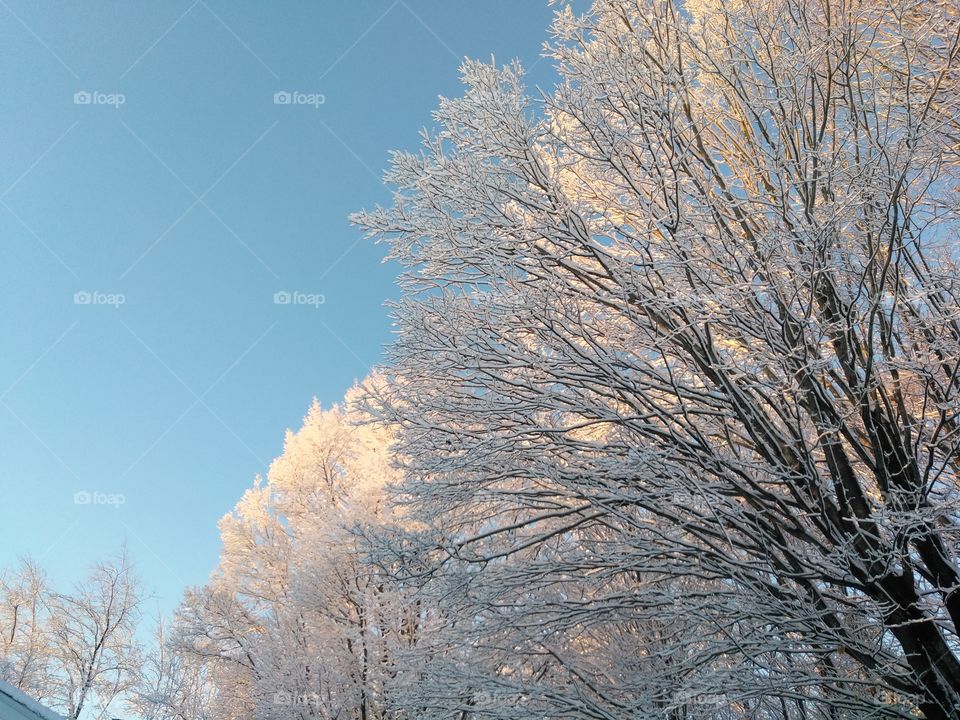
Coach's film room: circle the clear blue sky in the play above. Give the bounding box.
[0,1,559,619]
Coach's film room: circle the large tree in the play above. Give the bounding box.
[356,0,960,717]
[46,550,142,720]
[173,382,408,720]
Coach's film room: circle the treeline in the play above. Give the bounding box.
[0,552,140,719]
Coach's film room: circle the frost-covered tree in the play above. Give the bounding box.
[174,381,407,720]
[0,552,142,720]
[355,0,960,717]
[46,549,142,720]
[126,618,219,720]
[0,558,52,701]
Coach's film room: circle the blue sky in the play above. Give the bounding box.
[0,1,559,619]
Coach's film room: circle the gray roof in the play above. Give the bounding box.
[0,680,66,720]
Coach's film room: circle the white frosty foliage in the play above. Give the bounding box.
[354,0,960,718]
[170,379,408,720]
